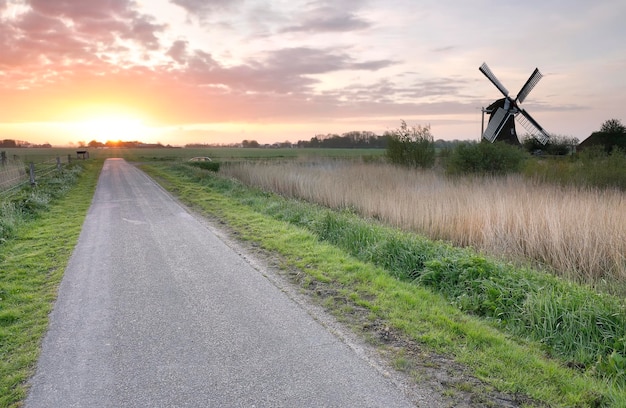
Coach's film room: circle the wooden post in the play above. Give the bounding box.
[1,151,6,167]
[56,156,62,171]
[68,154,72,163]
[29,162,36,186]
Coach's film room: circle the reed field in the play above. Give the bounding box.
[220,160,626,286]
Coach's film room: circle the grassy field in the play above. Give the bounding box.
[1,147,385,164]
[142,161,626,406]
[220,161,626,288]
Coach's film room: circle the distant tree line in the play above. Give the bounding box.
[296,131,389,148]
[0,139,51,148]
[85,140,168,148]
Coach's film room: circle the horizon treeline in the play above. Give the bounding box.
[186,131,468,149]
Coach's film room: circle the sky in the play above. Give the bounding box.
[0,0,624,147]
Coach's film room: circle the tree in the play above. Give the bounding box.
[242,139,260,148]
[600,118,626,134]
[386,120,436,168]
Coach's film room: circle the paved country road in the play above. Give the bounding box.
[25,158,433,407]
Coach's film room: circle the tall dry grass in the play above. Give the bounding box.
[221,161,626,283]
[0,158,27,191]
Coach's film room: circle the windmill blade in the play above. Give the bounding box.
[517,108,551,144]
[516,68,543,104]
[483,107,512,142]
[479,62,509,97]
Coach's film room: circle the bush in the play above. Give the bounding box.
[386,120,436,168]
[522,134,578,156]
[446,141,527,175]
[188,161,220,172]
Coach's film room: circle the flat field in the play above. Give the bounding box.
[1,147,385,163]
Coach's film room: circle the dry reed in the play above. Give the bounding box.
[221,160,626,283]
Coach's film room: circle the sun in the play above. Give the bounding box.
[76,115,151,143]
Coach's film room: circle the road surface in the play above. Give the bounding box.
[25,158,429,407]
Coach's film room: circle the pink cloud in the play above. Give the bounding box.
[0,1,481,131]
[280,4,371,33]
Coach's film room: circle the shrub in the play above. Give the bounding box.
[188,161,220,172]
[522,134,578,156]
[446,141,527,175]
[386,120,436,168]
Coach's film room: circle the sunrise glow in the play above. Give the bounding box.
[75,117,149,143]
[0,1,623,146]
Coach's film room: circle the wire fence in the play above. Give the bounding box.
[0,152,79,199]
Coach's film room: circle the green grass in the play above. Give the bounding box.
[0,160,101,408]
[142,162,626,407]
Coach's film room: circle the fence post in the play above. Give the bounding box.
[56,156,62,171]
[1,151,6,167]
[68,154,72,163]
[29,162,36,186]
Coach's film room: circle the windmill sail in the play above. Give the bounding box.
[483,107,512,142]
[479,62,509,97]
[517,109,550,144]
[516,68,543,104]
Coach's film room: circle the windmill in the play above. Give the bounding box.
[479,62,551,145]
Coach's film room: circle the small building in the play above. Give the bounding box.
[578,132,626,153]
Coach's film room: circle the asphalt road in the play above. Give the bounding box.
[25,158,425,407]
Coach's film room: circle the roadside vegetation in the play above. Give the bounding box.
[0,160,101,407]
[143,160,626,406]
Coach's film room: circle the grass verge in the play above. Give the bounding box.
[0,160,102,408]
[143,162,625,407]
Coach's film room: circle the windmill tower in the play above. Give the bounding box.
[479,62,551,145]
